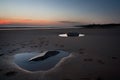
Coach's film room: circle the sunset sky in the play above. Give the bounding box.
[0,0,120,26]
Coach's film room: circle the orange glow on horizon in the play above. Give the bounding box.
[0,19,56,25]
[0,19,11,24]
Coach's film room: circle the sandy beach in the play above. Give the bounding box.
[0,28,120,80]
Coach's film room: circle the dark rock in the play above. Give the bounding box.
[67,32,79,37]
[29,51,60,61]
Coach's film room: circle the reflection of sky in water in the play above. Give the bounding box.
[14,50,69,71]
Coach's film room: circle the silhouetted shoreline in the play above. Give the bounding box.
[75,23,120,29]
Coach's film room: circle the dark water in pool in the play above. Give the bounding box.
[14,50,69,71]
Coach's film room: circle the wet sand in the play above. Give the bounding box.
[0,28,120,80]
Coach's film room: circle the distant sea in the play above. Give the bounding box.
[0,25,82,30]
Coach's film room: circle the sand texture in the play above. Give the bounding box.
[0,28,120,80]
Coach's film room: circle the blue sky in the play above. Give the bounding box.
[0,0,120,25]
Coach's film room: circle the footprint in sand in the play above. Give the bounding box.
[79,51,85,54]
[112,57,118,60]
[8,51,14,53]
[55,44,58,47]
[96,77,103,80]
[59,45,65,48]
[0,69,3,72]
[5,71,17,77]
[63,79,72,80]
[97,60,105,64]
[79,48,85,54]
[80,78,91,80]
[45,43,49,46]
[79,48,85,51]
[84,58,93,62]
[0,53,4,56]
[54,44,65,48]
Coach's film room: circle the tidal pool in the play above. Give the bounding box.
[14,50,69,72]
[59,33,85,37]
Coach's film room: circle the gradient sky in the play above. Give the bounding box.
[0,0,120,26]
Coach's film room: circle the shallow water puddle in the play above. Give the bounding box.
[14,50,69,72]
[59,33,85,37]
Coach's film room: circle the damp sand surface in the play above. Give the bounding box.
[0,28,120,80]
